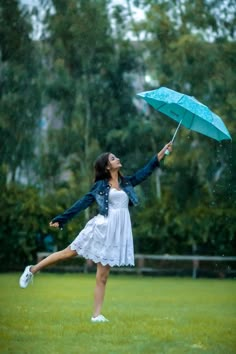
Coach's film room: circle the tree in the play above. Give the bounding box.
[39,0,139,193]
[126,0,236,254]
[0,0,42,185]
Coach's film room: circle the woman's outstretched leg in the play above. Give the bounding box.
[31,247,77,273]
[19,247,77,288]
[91,263,110,322]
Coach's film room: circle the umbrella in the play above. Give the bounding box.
[137,87,232,145]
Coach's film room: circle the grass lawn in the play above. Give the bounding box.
[0,273,235,354]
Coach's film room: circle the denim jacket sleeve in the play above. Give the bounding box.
[127,155,160,187]
[51,183,97,228]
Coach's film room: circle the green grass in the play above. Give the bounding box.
[0,274,235,354]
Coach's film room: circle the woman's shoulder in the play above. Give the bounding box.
[90,179,109,191]
[120,175,132,185]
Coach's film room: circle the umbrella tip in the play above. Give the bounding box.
[136,92,145,97]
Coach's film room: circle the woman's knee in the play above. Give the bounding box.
[96,265,110,285]
[96,274,108,286]
[60,247,77,260]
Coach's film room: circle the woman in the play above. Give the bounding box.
[19,142,172,322]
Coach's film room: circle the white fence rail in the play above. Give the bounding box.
[37,252,236,278]
[134,254,236,278]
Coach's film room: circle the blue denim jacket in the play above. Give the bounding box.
[52,155,160,228]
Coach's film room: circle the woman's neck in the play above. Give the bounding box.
[109,172,121,190]
[109,170,119,182]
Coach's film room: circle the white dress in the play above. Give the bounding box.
[70,188,134,267]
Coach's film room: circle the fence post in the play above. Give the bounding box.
[137,256,144,275]
[84,259,94,273]
[192,259,199,279]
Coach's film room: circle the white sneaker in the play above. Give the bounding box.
[19,265,34,288]
[91,315,109,323]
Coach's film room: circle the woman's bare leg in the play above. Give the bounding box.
[93,263,110,317]
[31,247,77,274]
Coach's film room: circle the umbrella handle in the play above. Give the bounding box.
[165,119,183,155]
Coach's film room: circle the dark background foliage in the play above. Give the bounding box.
[0,0,235,269]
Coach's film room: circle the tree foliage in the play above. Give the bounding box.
[0,0,235,268]
[0,0,42,184]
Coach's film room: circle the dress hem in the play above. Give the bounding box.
[70,245,135,267]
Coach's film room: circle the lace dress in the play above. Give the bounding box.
[70,188,134,267]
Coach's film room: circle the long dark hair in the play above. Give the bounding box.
[94,152,123,182]
[94,152,111,182]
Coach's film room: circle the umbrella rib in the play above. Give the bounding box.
[157,102,168,110]
[189,114,195,130]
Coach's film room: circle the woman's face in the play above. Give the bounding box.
[108,153,122,171]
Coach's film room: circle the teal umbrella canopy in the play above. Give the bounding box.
[137,87,232,141]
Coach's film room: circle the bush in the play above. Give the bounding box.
[0,184,86,270]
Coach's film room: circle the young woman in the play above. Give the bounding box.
[19,142,172,322]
